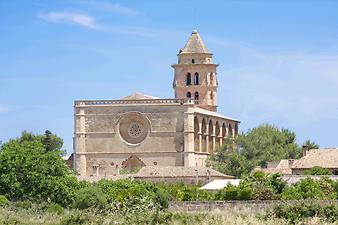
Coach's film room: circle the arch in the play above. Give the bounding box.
[210,92,214,105]
[194,92,199,101]
[186,73,192,85]
[228,123,233,138]
[210,72,214,85]
[186,92,191,98]
[194,72,199,85]
[208,120,213,153]
[215,121,220,150]
[235,123,239,135]
[192,59,195,64]
[201,118,207,152]
[222,123,227,138]
[194,117,199,152]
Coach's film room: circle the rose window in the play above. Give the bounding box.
[128,123,143,138]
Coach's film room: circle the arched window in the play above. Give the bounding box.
[186,92,191,98]
[194,92,199,101]
[192,59,195,64]
[186,73,192,85]
[194,72,199,85]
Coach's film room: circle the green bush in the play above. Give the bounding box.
[268,201,338,224]
[281,178,337,200]
[304,166,333,175]
[47,203,64,215]
[0,133,79,207]
[215,184,252,200]
[73,186,107,209]
[0,195,9,207]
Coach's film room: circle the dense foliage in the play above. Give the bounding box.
[207,124,315,177]
[304,166,333,175]
[0,132,78,206]
[267,201,338,224]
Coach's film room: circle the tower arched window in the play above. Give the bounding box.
[194,92,199,101]
[186,73,192,85]
[186,92,191,98]
[194,72,199,85]
[192,59,195,64]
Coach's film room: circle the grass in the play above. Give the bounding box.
[0,204,337,225]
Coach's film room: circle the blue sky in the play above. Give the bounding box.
[0,0,338,153]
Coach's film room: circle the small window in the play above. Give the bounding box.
[186,92,192,98]
[186,73,192,85]
[153,162,158,165]
[194,72,199,85]
[194,92,199,101]
[192,59,195,64]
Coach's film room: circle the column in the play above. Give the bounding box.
[205,122,209,153]
[212,124,216,153]
[219,126,223,146]
[198,122,202,152]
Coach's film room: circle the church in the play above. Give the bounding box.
[73,30,240,177]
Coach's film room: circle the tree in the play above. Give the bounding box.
[303,139,319,149]
[208,124,302,177]
[0,133,78,206]
[18,130,63,152]
[304,166,332,175]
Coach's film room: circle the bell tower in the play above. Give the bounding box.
[172,30,218,112]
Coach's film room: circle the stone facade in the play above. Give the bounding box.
[73,31,240,177]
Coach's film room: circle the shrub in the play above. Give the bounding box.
[0,195,9,207]
[0,136,79,207]
[154,189,170,210]
[268,201,338,224]
[304,166,333,175]
[47,203,64,215]
[73,186,107,209]
[281,178,337,200]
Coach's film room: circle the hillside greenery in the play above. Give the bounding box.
[0,130,337,224]
[207,124,320,178]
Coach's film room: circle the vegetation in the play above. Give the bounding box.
[207,124,319,178]
[0,129,337,224]
[304,166,333,175]
[0,131,79,206]
[267,201,338,224]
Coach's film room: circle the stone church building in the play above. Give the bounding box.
[73,30,240,177]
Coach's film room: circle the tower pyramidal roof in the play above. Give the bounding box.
[180,30,210,54]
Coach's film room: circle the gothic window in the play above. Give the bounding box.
[192,59,195,64]
[186,73,192,85]
[210,92,214,104]
[186,92,191,98]
[194,92,199,102]
[194,72,199,85]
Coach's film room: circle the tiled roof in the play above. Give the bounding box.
[254,159,293,175]
[193,106,240,122]
[292,148,338,169]
[136,166,234,178]
[180,30,210,54]
[121,92,159,100]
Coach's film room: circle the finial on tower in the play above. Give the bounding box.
[192,29,198,34]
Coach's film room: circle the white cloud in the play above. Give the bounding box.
[38,11,98,29]
[90,2,141,16]
[212,38,338,127]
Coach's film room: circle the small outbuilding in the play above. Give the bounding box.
[199,179,241,191]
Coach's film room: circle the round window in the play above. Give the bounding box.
[119,112,149,145]
[128,123,143,138]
